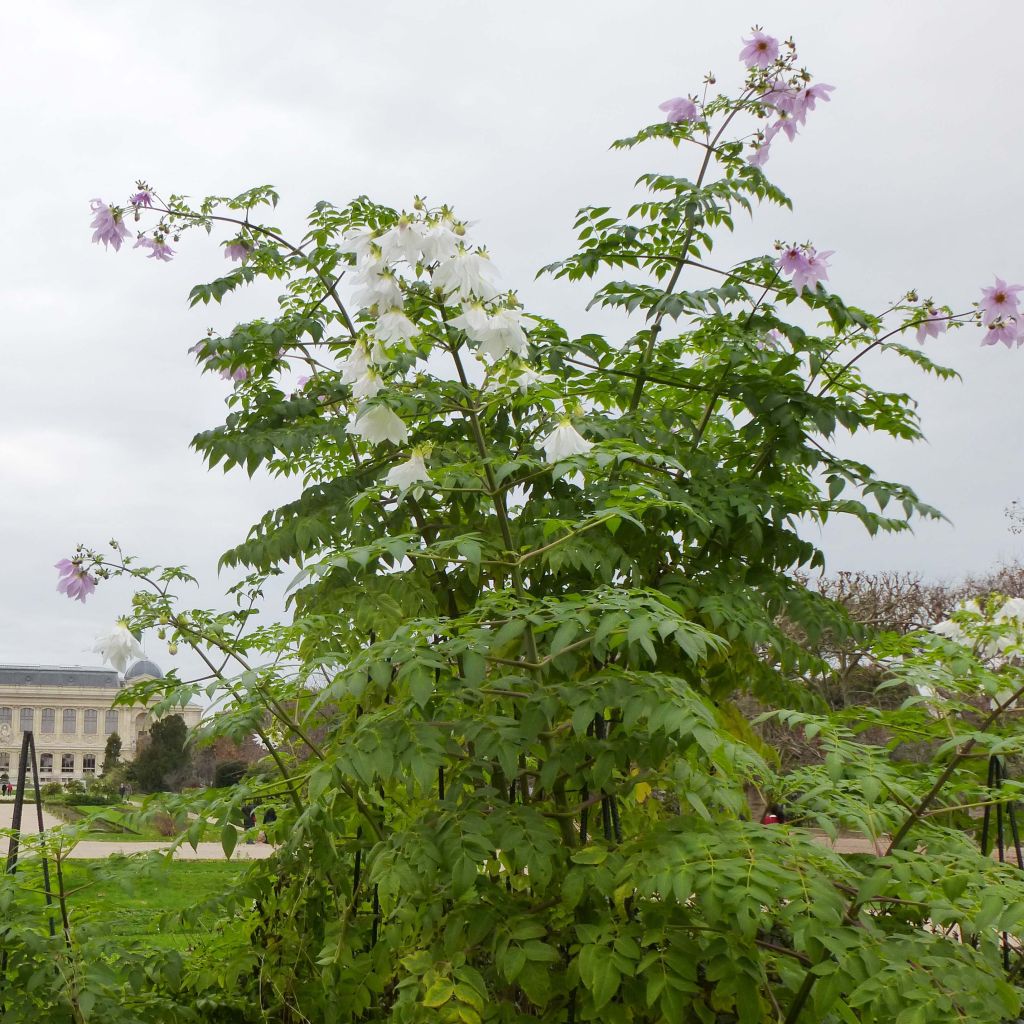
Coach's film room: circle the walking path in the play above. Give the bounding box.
[0,800,272,859]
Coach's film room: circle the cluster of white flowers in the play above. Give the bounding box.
[913,597,1024,713]
[333,204,594,497]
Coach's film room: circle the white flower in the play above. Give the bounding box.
[385,450,431,491]
[347,404,409,445]
[419,222,461,263]
[449,302,491,340]
[379,221,424,265]
[339,226,377,262]
[515,367,555,393]
[932,618,967,644]
[477,308,528,361]
[93,621,145,674]
[351,369,384,400]
[340,340,372,385]
[540,419,592,463]
[352,266,404,310]
[375,308,419,347]
[995,597,1024,624]
[431,247,499,300]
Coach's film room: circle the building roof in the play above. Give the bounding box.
[124,660,164,683]
[0,665,120,689]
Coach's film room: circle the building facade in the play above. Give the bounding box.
[0,662,202,782]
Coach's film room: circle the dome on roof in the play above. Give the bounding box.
[123,659,164,683]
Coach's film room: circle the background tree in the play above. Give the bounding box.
[100,731,122,776]
[131,715,187,793]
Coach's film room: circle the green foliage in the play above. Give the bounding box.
[212,759,246,788]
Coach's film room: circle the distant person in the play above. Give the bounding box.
[242,804,256,844]
[760,804,786,825]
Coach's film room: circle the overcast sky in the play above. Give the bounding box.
[1,0,1021,675]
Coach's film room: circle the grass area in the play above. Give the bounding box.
[12,858,250,949]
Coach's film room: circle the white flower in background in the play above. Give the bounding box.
[540,419,592,463]
[93,620,145,674]
[477,308,528,360]
[384,448,431,491]
[419,222,461,263]
[353,266,404,310]
[932,618,968,645]
[351,369,384,400]
[379,220,424,265]
[339,226,377,262]
[515,367,555,393]
[375,308,419,347]
[340,340,372,385]
[432,247,499,300]
[347,404,409,445]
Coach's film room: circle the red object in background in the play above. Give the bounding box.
[761,812,781,824]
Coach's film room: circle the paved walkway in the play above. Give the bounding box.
[0,800,272,859]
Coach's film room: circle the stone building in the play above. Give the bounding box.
[0,661,203,782]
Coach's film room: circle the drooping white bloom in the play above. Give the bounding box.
[384,450,431,491]
[540,419,592,463]
[340,340,372,385]
[477,307,528,360]
[351,368,384,400]
[375,308,419,347]
[515,367,556,393]
[339,226,377,262]
[379,220,424,265]
[432,247,499,300]
[449,302,491,340]
[419,222,461,263]
[352,266,404,310]
[93,621,145,675]
[347,404,409,445]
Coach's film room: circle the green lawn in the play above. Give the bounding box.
[12,858,250,949]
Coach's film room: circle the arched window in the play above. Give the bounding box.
[41,708,55,734]
[83,755,96,774]
[19,708,32,732]
[84,709,97,735]
[40,753,53,773]
[0,708,11,726]
[60,754,74,774]
[62,709,76,733]
[0,753,9,771]
[104,710,118,734]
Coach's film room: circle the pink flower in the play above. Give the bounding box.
[793,82,835,121]
[767,108,799,142]
[980,277,1024,325]
[739,30,779,69]
[55,559,97,603]
[658,96,698,123]
[89,200,132,252]
[777,245,833,293]
[777,246,809,278]
[982,320,1018,348]
[134,236,175,262]
[748,142,771,167]
[915,309,948,344]
[220,366,248,381]
[225,241,249,262]
[130,191,154,208]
